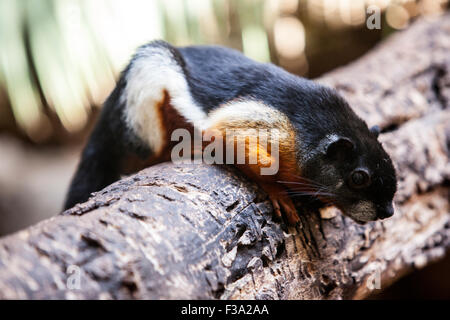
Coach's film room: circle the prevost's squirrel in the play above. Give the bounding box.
[64,40,397,225]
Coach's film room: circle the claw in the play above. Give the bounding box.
[271,198,282,220]
[269,194,299,226]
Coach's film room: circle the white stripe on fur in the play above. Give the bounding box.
[201,99,290,131]
[123,45,206,154]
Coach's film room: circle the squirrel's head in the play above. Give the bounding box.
[288,85,397,224]
[301,125,397,224]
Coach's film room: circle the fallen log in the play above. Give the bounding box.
[0,15,449,299]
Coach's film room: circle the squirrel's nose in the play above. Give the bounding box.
[377,203,394,219]
[378,203,394,219]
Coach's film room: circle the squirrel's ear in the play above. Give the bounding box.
[325,136,354,159]
[370,125,381,138]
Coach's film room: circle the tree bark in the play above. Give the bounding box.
[0,15,449,300]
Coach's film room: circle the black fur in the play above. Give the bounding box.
[65,40,397,220]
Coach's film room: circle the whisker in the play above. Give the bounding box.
[277,180,320,186]
[281,190,336,198]
[287,185,335,194]
[287,174,327,186]
[277,180,327,190]
[277,176,334,191]
[313,186,329,198]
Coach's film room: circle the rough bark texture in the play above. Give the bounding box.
[0,15,449,300]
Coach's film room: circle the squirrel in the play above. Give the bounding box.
[64,40,397,225]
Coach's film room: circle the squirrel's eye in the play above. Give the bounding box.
[350,169,370,188]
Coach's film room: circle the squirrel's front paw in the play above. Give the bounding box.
[269,193,300,226]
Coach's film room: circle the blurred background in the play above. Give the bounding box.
[0,0,448,298]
